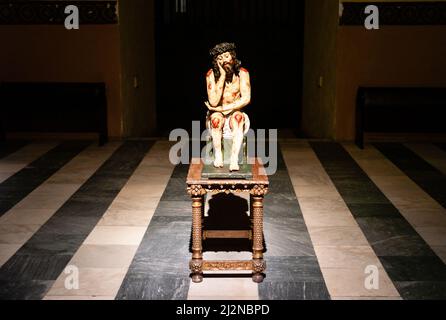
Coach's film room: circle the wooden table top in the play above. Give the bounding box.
[186,158,269,186]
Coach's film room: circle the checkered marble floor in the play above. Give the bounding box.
[0,139,445,300]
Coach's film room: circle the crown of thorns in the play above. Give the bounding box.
[209,43,237,57]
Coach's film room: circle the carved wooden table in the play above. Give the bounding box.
[186,158,269,283]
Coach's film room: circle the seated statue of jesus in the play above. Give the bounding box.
[205,42,251,172]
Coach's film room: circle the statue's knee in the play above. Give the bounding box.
[210,113,224,129]
[230,112,245,129]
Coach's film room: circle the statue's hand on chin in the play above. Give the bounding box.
[217,61,226,78]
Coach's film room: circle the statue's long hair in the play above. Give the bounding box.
[210,43,242,82]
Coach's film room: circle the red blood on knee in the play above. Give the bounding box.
[235,114,244,124]
[212,118,220,129]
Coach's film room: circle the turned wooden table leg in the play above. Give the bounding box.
[190,195,204,283]
[251,195,266,283]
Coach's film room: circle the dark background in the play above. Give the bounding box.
[155,0,305,134]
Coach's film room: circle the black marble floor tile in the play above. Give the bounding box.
[0,140,28,159]
[262,256,325,283]
[0,280,54,300]
[330,176,382,191]
[0,200,17,214]
[0,141,90,216]
[129,252,191,277]
[143,216,191,236]
[268,169,291,182]
[355,217,435,257]
[0,186,26,199]
[309,142,350,160]
[311,156,389,205]
[338,192,389,205]
[76,177,131,193]
[268,168,294,184]
[16,234,88,256]
[99,141,154,171]
[303,281,331,300]
[0,254,72,281]
[371,235,435,258]
[347,203,401,218]
[356,215,416,238]
[259,281,330,300]
[394,281,446,300]
[160,178,190,201]
[374,143,446,209]
[263,217,315,257]
[116,274,190,300]
[380,256,446,282]
[265,183,297,201]
[273,144,288,171]
[264,197,302,219]
[329,180,389,205]
[68,192,118,204]
[0,172,53,189]
[56,199,113,218]
[320,166,366,179]
[37,216,100,235]
[155,200,191,216]
[0,141,154,300]
[89,171,135,182]
[118,222,191,299]
[125,216,191,277]
[170,164,189,179]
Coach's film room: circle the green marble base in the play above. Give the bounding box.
[203,135,252,179]
[202,164,253,180]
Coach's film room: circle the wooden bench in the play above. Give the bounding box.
[355,87,446,149]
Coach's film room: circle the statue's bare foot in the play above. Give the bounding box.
[229,161,240,172]
[214,156,224,168]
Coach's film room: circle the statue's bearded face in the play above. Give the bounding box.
[217,51,235,73]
